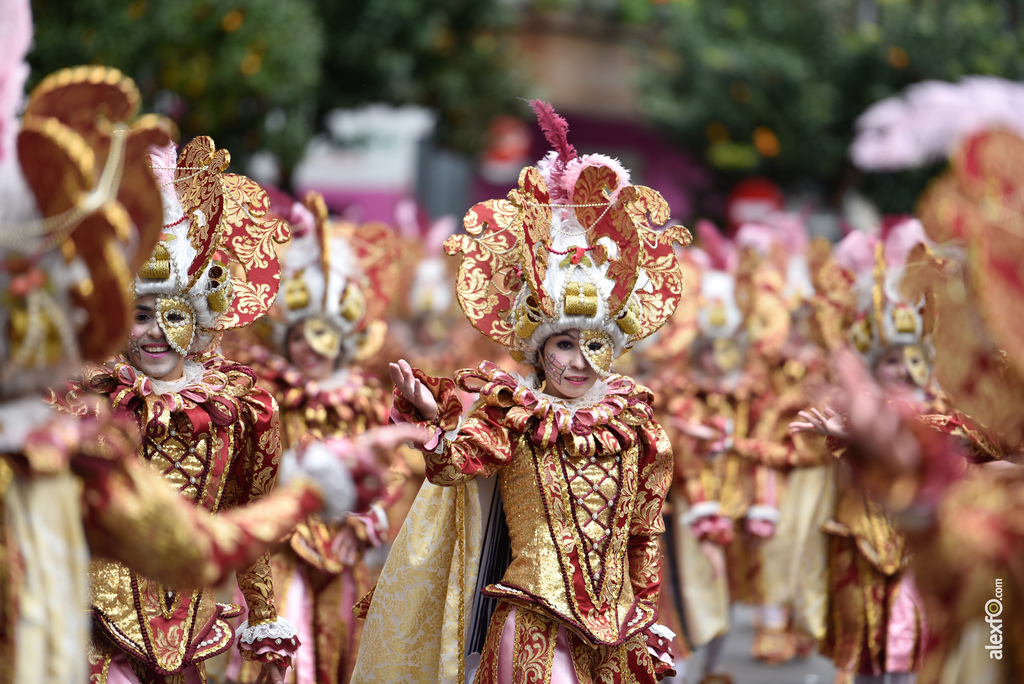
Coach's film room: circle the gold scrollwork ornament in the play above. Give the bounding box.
[580,329,614,376]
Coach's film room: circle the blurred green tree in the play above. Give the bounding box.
[310,0,524,156]
[642,0,1024,213]
[29,0,324,177]
[28,0,525,182]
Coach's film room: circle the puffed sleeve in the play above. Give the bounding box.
[390,367,513,486]
[29,412,324,590]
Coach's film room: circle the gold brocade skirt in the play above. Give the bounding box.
[472,601,658,684]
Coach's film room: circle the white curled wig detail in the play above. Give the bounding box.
[512,210,631,367]
[695,269,743,340]
[273,228,366,363]
[134,159,222,353]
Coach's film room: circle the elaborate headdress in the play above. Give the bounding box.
[138,138,290,355]
[1,61,171,392]
[445,101,692,376]
[817,220,932,384]
[273,191,400,363]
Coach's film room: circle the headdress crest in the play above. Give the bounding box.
[445,101,692,374]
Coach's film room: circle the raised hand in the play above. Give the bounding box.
[671,417,722,442]
[388,359,439,422]
[789,407,846,438]
[357,423,431,453]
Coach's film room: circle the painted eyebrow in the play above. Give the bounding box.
[136,304,155,312]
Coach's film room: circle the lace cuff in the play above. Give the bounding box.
[236,617,300,665]
[644,623,676,678]
[680,500,720,526]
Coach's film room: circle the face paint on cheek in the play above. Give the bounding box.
[544,352,568,382]
[127,338,141,358]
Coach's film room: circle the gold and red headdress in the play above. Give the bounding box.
[445,101,692,375]
[1,63,171,390]
[136,138,290,355]
[273,191,400,363]
[812,220,932,384]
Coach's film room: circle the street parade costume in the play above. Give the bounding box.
[859,103,1024,682]
[226,191,406,684]
[808,222,934,682]
[652,225,830,665]
[58,134,304,683]
[352,102,691,683]
[0,21,344,680]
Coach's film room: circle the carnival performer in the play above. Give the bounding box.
[0,10,413,679]
[834,79,1024,683]
[650,221,795,684]
[55,136,309,684]
[352,101,690,683]
[729,219,834,666]
[790,221,934,684]
[224,190,409,684]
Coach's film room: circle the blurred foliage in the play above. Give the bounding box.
[312,0,524,156]
[28,0,524,180]
[643,0,1024,213]
[29,0,324,176]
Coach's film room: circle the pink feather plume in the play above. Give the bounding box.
[0,0,34,163]
[851,76,1024,171]
[530,100,577,165]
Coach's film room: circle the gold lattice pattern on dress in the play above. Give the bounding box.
[145,418,209,502]
[560,451,621,580]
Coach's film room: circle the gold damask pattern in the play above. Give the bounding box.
[444,158,691,355]
[214,173,290,329]
[471,601,656,684]
[71,354,286,676]
[351,481,482,683]
[174,137,228,287]
[396,362,671,647]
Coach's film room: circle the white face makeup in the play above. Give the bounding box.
[126,294,186,381]
[540,329,599,400]
[286,322,336,381]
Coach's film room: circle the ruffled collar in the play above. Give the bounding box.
[260,353,377,412]
[80,355,250,425]
[455,361,654,460]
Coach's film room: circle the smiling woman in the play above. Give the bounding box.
[539,329,600,399]
[357,102,693,684]
[125,295,186,382]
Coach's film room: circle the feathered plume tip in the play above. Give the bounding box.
[148,143,183,224]
[696,219,737,272]
[0,0,34,164]
[531,99,577,203]
[530,100,576,165]
[851,76,1024,171]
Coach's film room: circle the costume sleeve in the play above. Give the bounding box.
[50,415,323,590]
[228,375,299,665]
[628,421,672,613]
[391,367,513,486]
[733,394,831,469]
[233,383,284,506]
[83,463,321,588]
